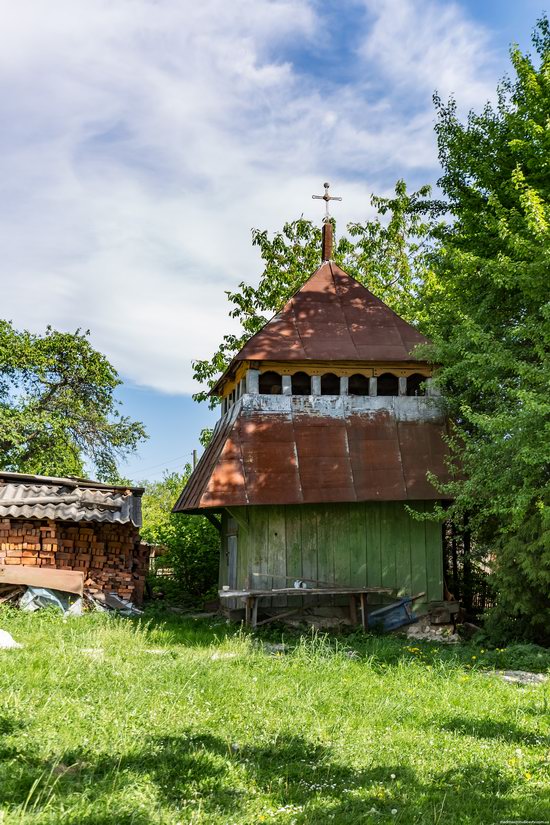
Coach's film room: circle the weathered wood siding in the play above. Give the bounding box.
[225,502,443,605]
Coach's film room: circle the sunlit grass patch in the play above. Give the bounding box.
[0,610,548,824]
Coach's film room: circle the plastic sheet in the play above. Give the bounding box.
[19,586,83,615]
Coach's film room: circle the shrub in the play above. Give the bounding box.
[141,469,220,596]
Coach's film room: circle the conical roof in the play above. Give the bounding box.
[236,260,428,363]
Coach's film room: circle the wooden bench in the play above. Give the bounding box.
[219,587,393,629]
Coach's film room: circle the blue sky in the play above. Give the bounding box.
[0,0,545,481]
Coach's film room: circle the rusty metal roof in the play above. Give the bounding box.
[234,261,428,363]
[0,472,143,525]
[173,395,451,512]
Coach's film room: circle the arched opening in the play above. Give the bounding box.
[376,372,399,396]
[320,373,340,395]
[292,371,311,395]
[259,371,282,394]
[348,373,369,396]
[407,373,426,396]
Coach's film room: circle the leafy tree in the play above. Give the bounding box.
[0,322,146,481]
[192,182,443,404]
[141,469,220,596]
[424,18,550,642]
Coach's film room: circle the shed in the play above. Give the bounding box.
[0,472,148,603]
[174,222,452,621]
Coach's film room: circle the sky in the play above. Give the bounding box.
[0,0,545,482]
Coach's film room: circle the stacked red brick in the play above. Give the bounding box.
[0,473,147,604]
[0,518,148,603]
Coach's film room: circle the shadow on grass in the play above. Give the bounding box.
[135,613,240,648]
[141,614,550,677]
[0,713,26,737]
[1,730,547,824]
[437,715,549,747]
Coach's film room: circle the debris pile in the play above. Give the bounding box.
[1,564,142,617]
[0,581,142,617]
[0,584,24,606]
[83,589,143,616]
[405,615,460,644]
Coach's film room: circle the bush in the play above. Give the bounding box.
[141,469,220,596]
[481,510,550,647]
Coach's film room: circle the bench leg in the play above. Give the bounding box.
[251,597,259,629]
[349,594,358,626]
[359,593,368,631]
[245,596,253,626]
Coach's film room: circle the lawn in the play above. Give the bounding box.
[0,610,548,825]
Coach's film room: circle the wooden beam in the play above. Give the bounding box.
[254,608,301,627]
[0,565,84,595]
[204,513,222,531]
[226,508,248,531]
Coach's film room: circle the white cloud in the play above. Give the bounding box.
[0,0,501,394]
[360,0,497,110]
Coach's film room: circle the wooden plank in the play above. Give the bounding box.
[317,504,336,611]
[317,505,336,586]
[220,587,393,597]
[379,502,392,589]
[250,507,269,591]
[409,502,429,609]
[333,503,351,586]
[236,510,249,588]
[285,505,303,584]
[227,536,238,590]
[268,506,287,607]
[300,505,318,587]
[285,505,303,608]
[219,511,228,588]
[365,503,381,589]
[0,565,84,595]
[379,502,408,594]
[395,503,412,595]
[254,608,301,627]
[425,506,444,602]
[348,502,367,587]
[227,507,248,531]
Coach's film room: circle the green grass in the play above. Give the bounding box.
[0,609,548,825]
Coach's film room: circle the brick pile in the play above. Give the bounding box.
[0,518,148,603]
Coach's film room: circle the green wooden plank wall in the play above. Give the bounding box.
[231,501,443,605]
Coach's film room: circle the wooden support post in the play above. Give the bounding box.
[251,597,259,629]
[204,513,222,531]
[245,596,253,626]
[227,508,248,531]
[359,592,367,631]
[349,594,358,626]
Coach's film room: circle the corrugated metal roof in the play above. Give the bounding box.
[173,395,451,512]
[0,473,143,526]
[213,261,429,393]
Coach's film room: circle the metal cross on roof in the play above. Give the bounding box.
[312,182,342,222]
